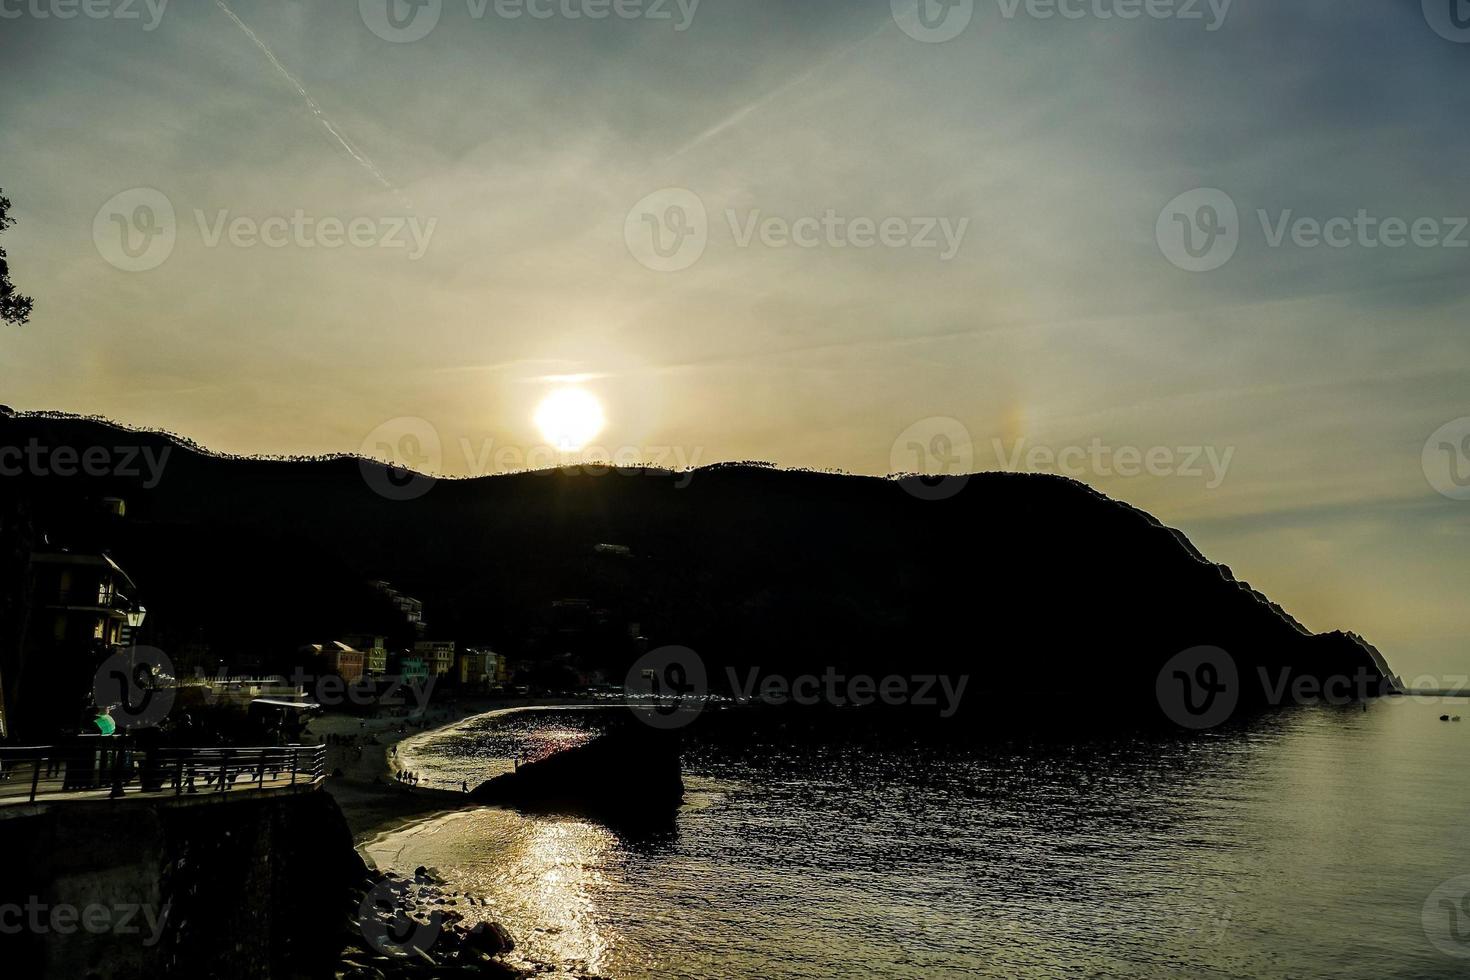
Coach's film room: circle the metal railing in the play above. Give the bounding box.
[0,741,327,804]
[46,589,138,611]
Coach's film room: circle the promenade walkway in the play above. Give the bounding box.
[0,743,327,813]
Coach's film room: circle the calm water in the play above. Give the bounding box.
[371,699,1470,979]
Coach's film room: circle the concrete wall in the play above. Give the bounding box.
[2,787,364,979]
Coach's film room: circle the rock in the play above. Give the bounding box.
[464,921,516,956]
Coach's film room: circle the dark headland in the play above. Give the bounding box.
[0,411,1402,979]
[1,411,1397,729]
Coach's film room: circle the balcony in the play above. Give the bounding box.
[47,590,145,625]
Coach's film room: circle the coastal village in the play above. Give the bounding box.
[0,489,629,753]
[0,484,664,979]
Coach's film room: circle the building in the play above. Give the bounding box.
[458,648,499,688]
[394,655,430,684]
[302,641,366,683]
[343,633,388,675]
[414,640,456,677]
[4,549,149,739]
[327,641,366,683]
[0,491,158,740]
[369,580,426,636]
[31,551,147,652]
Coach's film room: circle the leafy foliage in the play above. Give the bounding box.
[0,190,34,326]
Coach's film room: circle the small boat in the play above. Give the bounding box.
[1440,715,1450,721]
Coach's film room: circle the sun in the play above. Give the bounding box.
[534,387,606,452]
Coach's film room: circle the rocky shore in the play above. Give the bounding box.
[323,702,676,978]
[343,864,529,980]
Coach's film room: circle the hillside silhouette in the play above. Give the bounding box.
[1,413,1397,725]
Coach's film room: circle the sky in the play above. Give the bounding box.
[1,0,1467,681]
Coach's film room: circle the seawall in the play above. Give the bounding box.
[2,786,364,979]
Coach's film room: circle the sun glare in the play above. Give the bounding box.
[534,387,606,452]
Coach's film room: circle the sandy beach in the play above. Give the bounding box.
[308,696,507,841]
[308,696,596,842]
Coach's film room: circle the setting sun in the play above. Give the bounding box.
[534,387,606,452]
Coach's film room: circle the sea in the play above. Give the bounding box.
[367,698,1470,979]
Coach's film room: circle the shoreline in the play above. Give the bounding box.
[312,696,611,843]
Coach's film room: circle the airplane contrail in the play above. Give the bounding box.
[214,0,397,193]
[671,20,891,159]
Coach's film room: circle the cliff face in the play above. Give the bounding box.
[0,413,1397,724]
[2,789,365,979]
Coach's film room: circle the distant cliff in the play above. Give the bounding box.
[0,412,1398,725]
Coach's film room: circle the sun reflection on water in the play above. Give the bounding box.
[516,819,617,974]
[381,810,622,976]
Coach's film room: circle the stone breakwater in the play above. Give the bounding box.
[469,719,685,827]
